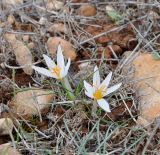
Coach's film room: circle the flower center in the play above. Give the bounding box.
[93,85,106,100]
[93,89,103,100]
[51,65,61,79]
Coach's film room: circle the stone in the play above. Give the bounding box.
[5,33,33,75]
[77,4,97,17]
[48,23,68,34]
[0,143,22,155]
[46,37,76,60]
[132,53,160,126]
[2,0,23,8]
[45,0,64,11]
[8,88,54,119]
[0,118,13,136]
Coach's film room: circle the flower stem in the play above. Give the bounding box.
[61,76,75,100]
[92,100,98,118]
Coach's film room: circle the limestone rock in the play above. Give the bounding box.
[46,37,76,60]
[2,0,23,8]
[5,33,33,75]
[0,118,13,136]
[8,88,54,118]
[77,4,97,16]
[45,0,64,11]
[132,53,160,126]
[48,23,68,34]
[0,143,22,155]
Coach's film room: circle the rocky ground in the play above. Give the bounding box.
[0,0,160,154]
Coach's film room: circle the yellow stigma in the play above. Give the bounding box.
[51,65,61,79]
[93,89,103,100]
[93,85,106,100]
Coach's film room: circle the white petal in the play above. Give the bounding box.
[100,72,112,88]
[104,83,122,96]
[97,98,111,112]
[83,80,94,95]
[85,91,93,99]
[57,44,65,71]
[93,66,100,87]
[43,54,55,69]
[32,66,56,78]
[63,58,71,78]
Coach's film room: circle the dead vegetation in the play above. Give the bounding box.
[0,0,160,154]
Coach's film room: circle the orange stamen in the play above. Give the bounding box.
[51,65,61,79]
[93,85,106,100]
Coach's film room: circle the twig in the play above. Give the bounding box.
[142,123,159,155]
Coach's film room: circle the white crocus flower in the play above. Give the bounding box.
[84,66,122,112]
[32,45,71,80]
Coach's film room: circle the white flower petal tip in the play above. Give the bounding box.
[68,58,71,62]
[107,72,113,82]
[32,66,54,77]
[115,82,122,90]
[42,54,55,69]
[97,99,111,112]
[93,65,100,86]
[43,54,51,62]
[57,44,64,61]
[105,82,122,96]
[94,65,98,71]
[57,44,62,52]
[100,72,112,88]
[57,45,65,76]
[43,54,47,58]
